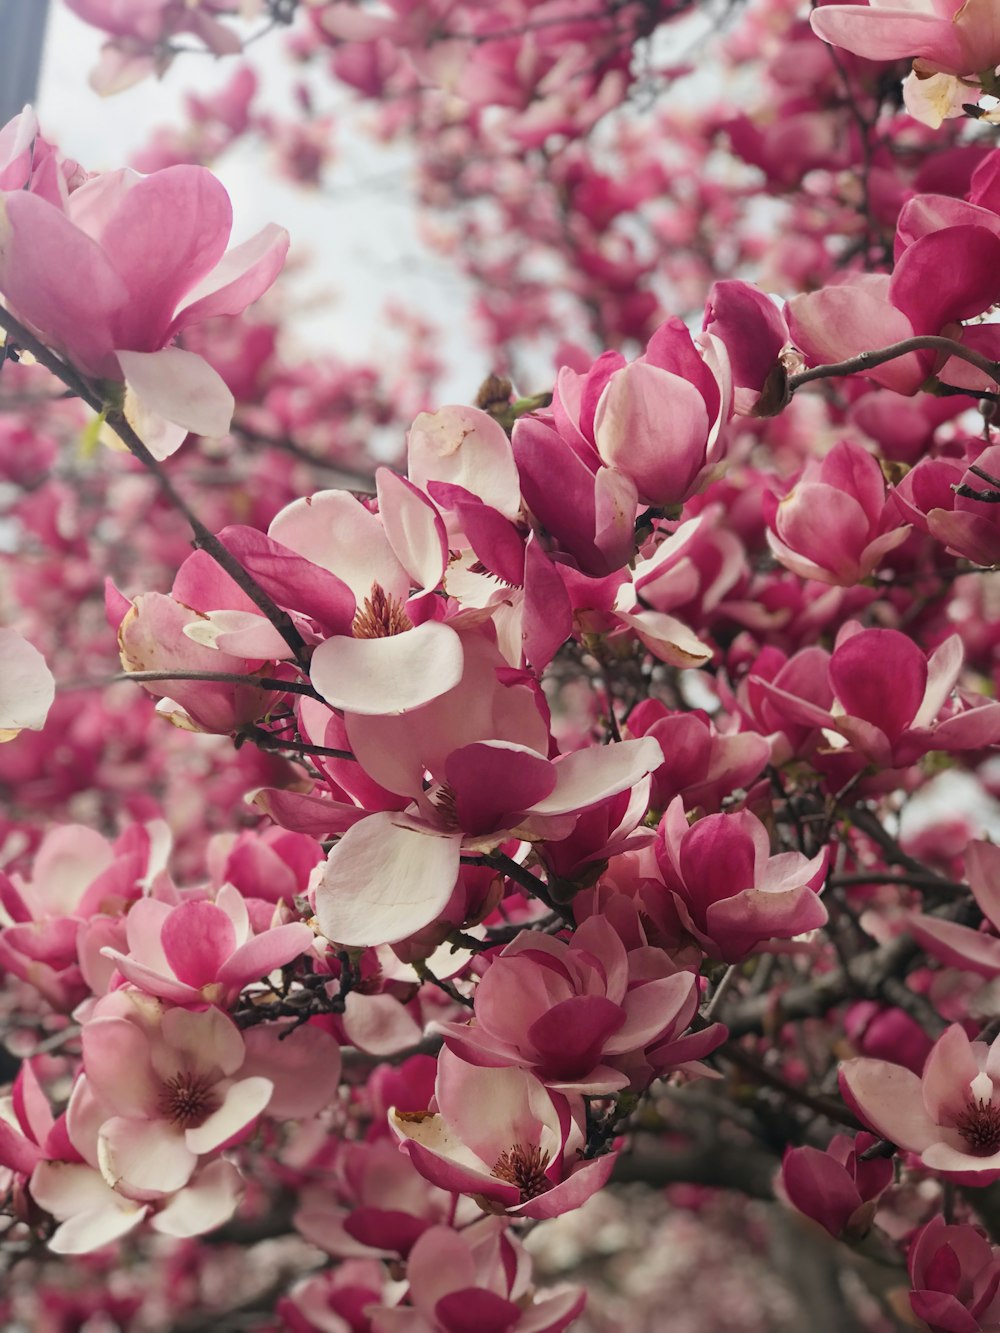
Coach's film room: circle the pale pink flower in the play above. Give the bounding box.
[77,1004,273,1195]
[841,1024,1000,1183]
[390,1049,616,1219]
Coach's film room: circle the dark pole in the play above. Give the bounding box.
[0,0,52,125]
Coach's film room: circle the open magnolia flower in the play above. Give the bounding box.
[0,151,287,458]
[841,1025,1000,1183]
[390,1050,616,1219]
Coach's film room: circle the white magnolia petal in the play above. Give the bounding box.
[0,628,55,739]
[527,737,664,816]
[316,813,462,947]
[311,621,463,716]
[185,1076,274,1154]
[118,347,235,458]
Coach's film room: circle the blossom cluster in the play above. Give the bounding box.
[4,0,1000,1326]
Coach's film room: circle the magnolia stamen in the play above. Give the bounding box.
[351,584,413,639]
[955,1097,1000,1155]
[492,1142,551,1201]
[157,1072,220,1128]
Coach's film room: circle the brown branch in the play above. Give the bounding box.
[788,334,1000,393]
[0,306,309,665]
[59,669,323,698]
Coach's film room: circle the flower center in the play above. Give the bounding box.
[491,1143,551,1201]
[432,782,460,830]
[158,1072,220,1129]
[956,1098,1000,1155]
[351,584,413,639]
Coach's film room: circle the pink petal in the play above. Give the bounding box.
[0,628,54,736]
[240,1023,341,1119]
[408,406,521,519]
[0,191,126,377]
[151,1158,243,1238]
[98,1117,197,1194]
[376,467,448,594]
[829,629,926,739]
[838,1058,938,1151]
[528,737,663,817]
[160,901,237,989]
[268,491,408,604]
[594,362,710,507]
[967,842,1000,931]
[30,1162,147,1254]
[81,1018,160,1118]
[446,741,555,835]
[216,922,314,991]
[169,224,289,336]
[94,164,232,341]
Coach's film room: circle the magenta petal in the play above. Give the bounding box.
[782,1146,860,1237]
[0,191,127,377]
[446,741,554,836]
[967,842,1000,932]
[216,922,314,990]
[160,901,237,988]
[516,1152,617,1219]
[97,165,232,341]
[216,525,356,633]
[435,1291,523,1333]
[527,997,625,1083]
[829,629,926,739]
[810,6,964,67]
[908,914,1000,978]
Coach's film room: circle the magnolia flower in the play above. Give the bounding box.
[0,151,288,457]
[77,1005,273,1195]
[841,1024,1000,1183]
[655,797,828,963]
[434,915,724,1095]
[390,1050,616,1220]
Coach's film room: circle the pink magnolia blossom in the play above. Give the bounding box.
[31,1154,244,1255]
[893,444,1000,568]
[780,1132,893,1239]
[0,824,148,1010]
[368,1219,585,1333]
[314,631,663,947]
[907,1216,1000,1333]
[295,1138,462,1260]
[787,226,1000,396]
[750,626,1000,771]
[625,699,770,814]
[433,915,724,1095]
[0,150,288,457]
[0,627,54,742]
[655,797,829,963]
[77,1003,273,1196]
[66,1,251,94]
[841,1024,1000,1184]
[702,279,789,415]
[764,440,911,586]
[811,0,1000,81]
[100,882,313,1007]
[390,1049,616,1219]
